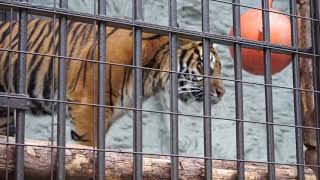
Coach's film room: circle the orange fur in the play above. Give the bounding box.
[0,19,224,146]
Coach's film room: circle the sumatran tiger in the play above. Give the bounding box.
[0,19,225,147]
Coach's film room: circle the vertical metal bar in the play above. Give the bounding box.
[56,0,67,179]
[289,1,305,179]
[1,10,16,21]
[133,26,143,180]
[232,0,245,179]
[133,0,143,179]
[169,0,179,179]
[50,12,57,180]
[202,0,212,179]
[7,7,14,180]
[93,1,97,179]
[310,0,320,178]
[97,0,106,179]
[15,0,27,179]
[0,11,4,21]
[261,0,276,179]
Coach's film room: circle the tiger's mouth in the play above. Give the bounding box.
[177,78,224,104]
[178,89,222,104]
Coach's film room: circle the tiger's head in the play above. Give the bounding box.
[177,41,225,104]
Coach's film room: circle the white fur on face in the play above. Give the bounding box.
[210,52,216,69]
[212,43,217,49]
[199,45,217,70]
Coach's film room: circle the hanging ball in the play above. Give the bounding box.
[229,7,292,75]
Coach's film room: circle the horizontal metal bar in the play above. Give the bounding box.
[1,92,320,134]
[0,47,319,94]
[0,0,317,57]
[0,93,29,109]
[2,0,317,24]
[211,0,318,22]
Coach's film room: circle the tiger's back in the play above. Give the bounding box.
[0,18,225,146]
[0,19,169,114]
[0,18,171,139]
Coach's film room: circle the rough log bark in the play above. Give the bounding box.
[0,136,316,180]
[297,0,318,177]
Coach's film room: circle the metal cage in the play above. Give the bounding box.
[0,0,319,179]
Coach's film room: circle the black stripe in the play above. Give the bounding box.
[142,34,162,40]
[81,24,94,44]
[70,61,85,93]
[27,59,42,95]
[46,20,59,54]
[43,59,53,99]
[0,22,11,43]
[28,59,45,114]
[107,28,118,38]
[26,22,51,76]
[13,52,20,94]
[144,42,169,68]
[69,23,87,57]
[68,21,84,42]
[6,21,20,50]
[82,60,88,87]
[186,51,195,67]
[0,83,5,92]
[68,23,84,46]
[26,20,43,46]
[25,43,52,102]
[81,44,95,88]
[0,122,8,129]
[179,49,187,71]
[10,33,19,50]
[108,64,113,106]
[194,47,200,56]
[28,23,51,54]
[152,49,169,79]
[125,66,131,96]
[3,52,10,92]
[120,68,127,107]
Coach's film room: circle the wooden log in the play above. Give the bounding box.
[0,136,316,179]
[297,0,319,177]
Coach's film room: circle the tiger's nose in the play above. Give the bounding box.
[216,87,225,98]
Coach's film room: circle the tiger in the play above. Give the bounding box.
[0,18,225,147]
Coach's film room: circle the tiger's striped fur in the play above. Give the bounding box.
[0,19,224,146]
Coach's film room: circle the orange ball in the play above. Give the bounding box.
[229,8,292,75]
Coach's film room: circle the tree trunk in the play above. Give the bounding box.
[0,136,316,180]
[297,0,318,177]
